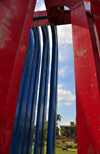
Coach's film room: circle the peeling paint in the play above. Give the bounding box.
[11,4,18,18]
[5,9,13,19]
[20,45,27,52]
[87,145,94,154]
[86,117,89,127]
[27,10,33,15]
[2,18,10,26]
[0,24,11,48]
[75,47,91,57]
[93,14,100,19]
[91,94,96,99]
[91,84,93,87]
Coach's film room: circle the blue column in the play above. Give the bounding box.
[34,26,50,154]
[47,26,58,154]
[9,29,34,154]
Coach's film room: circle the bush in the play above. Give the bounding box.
[74,144,77,149]
[56,142,77,149]
[74,138,77,143]
[62,141,65,143]
[66,144,73,149]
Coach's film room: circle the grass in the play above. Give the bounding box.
[32,148,77,154]
[55,149,77,154]
[47,149,77,154]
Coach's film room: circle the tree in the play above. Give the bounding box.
[74,117,77,143]
[56,114,62,137]
[45,114,62,140]
[60,128,68,136]
[57,114,62,121]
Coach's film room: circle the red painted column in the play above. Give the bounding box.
[90,0,100,52]
[71,3,100,154]
[87,15,100,93]
[0,0,36,153]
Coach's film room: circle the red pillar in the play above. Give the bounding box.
[71,3,100,153]
[0,0,36,153]
[87,15,100,93]
[90,0,100,52]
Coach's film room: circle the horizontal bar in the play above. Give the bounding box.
[33,16,48,21]
[32,10,92,27]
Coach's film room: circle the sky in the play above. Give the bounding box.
[35,0,90,127]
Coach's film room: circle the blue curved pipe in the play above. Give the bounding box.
[21,27,41,154]
[9,28,41,154]
[47,26,58,154]
[34,26,50,154]
[9,25,58,154]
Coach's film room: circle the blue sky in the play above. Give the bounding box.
[35,0,90,127]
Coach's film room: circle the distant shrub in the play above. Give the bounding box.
[62,141,65,143]
[66,144,73,148]
[74,144,77,149]
[74,138,77,143]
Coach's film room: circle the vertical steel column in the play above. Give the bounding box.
[0,1,36,153]
[90,0,100,52]
[21,27,41,154]
[9,30,34,154]
[71,2,100,153]
[47,26,58,154]
[10,27,41,154]
[9,29,34,154]
[40,27,50,154]
[87,15,100,93]
[34,26,50,154]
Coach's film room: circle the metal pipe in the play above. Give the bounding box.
[34,26,50,154]
[9,29,34,154]
[47,26,58,154]
[20,27,41,154]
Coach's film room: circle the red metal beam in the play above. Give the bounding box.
[32,10,71,27]
[89,0,100,52]
[32,10,91,27]
[71,2,100,153]
[0,0,36,153]
[87,15,100,93]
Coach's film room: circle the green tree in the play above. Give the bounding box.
[74,117,77,143]
[60,128,68,136]
[57,114,62,121]
[45,114,62,140]
[56,114,62,137]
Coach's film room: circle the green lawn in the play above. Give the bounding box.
[55,149,77,154]
[32,147,77,154]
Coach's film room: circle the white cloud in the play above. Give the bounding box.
[58,102,62,107]
[57,25,72,45]
[64,102,72,106]
[48,84,75,102]
[58,84,63,88]
[35,1,46,11]
[60,120,75,126]
[60,121,70,126]
[58,66,73,78]
[59,51,67,62]
[58,88,75,102]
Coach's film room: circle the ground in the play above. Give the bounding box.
[45,148,77,154]
[56,136,74,143]
[32,148,77,154]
